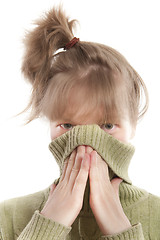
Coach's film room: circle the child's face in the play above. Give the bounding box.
[50,111,134,143]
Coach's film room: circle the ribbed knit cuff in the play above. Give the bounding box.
[99,223,144,240]
[17,210,71,240]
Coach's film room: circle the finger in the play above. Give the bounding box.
[72,153,90,197]
[90,151,109,184]
[73,146,86,171]
[59,157,69,183]
[96,152,110,182]
[69,146,86,186]
[85,146,93,154]
[63,150,77,182]
[111,178,123,199]
[89,151,99,192]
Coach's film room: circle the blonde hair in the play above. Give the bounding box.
[21,5,148,127]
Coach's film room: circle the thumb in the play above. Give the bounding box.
[111,177,123,198]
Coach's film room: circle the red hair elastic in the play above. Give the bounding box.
[64,37,79,50]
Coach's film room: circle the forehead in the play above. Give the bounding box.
[43,69,129,124]
[61,106,105,124]
[55,86,119,124]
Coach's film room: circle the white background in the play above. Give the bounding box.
[0,0,160,202]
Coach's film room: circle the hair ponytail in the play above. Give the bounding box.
[21,6,77,86]
[21,6,78,122]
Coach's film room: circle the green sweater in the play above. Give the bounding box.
[0,125,160,239]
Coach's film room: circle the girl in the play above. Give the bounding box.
[0,5,160,240]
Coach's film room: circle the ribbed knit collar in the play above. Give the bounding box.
[49,124,135,184]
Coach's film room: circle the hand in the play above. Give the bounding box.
[86,146,131,235]
[41,146,90,227]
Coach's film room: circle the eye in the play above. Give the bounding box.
[60,123,74,130]
[101,123,115,131]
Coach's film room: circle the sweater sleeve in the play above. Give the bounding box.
[17,211,71,240]
[99,223,144,240]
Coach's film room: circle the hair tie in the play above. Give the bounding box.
[64,37,79,50]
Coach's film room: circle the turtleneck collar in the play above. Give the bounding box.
[49,124,135,184]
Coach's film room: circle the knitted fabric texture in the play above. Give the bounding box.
[0,124,160,239]
[49,124,135,184]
